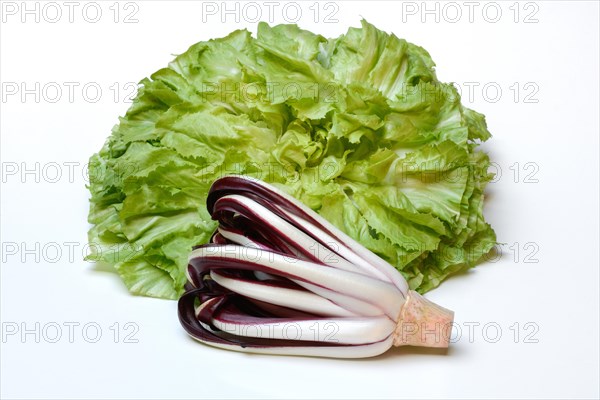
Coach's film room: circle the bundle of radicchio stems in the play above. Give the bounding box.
[178,176,454,358]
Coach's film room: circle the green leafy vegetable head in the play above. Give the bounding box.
[87,20,496,299]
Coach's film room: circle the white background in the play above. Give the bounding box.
[1,1,599,399]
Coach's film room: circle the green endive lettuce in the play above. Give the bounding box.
[87,21,496,299]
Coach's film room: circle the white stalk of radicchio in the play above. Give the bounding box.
[178,175,454,358]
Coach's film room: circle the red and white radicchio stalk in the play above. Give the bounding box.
[178,176,454,358]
